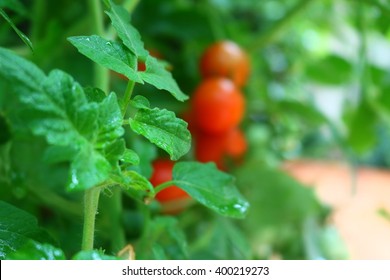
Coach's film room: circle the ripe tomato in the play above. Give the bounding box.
[194,127,247,170]
[192,77,245,134]
[194,132,226,170]
[224,127,247,158]
[200,40,250,87]
[180,109,197,136]
[149,159,189,203]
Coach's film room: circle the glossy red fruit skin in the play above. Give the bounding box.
[200,40,250,87]
[192,77,245,135]
[149,159,189,203]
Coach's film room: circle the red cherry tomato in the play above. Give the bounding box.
[194,127,247,170]
[149,159,189,203]
[194,132,226,170]
[225,127,247,158]
[192,77,245,135]
[200,40,250,87]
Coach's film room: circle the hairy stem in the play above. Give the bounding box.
[82,187,101,251]
[81,0,109,252]
[101,187,126,252]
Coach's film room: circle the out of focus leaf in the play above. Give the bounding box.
[173,162,250,219]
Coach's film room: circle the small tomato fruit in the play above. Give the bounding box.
[192,77,245,134]
[150,159,190,203]
[194,127,247,170]
[200,40,250,87]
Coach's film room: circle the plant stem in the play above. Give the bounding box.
[249,0,314,51]
[121,80,136,117]
[88,0,109,93]
[102,187,126,252]
[82,187,101,251]
[80,0,110,252]
[153,180,175,195]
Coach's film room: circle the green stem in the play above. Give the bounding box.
[121,80,136,117]
[80,0,110,252]
[82,187,101,251]
[153,180,175,195]
[31,0,46,43]
[105,0,141,40]
[101,187,126,252]
[88,0,109,93]
[249,0,314,51]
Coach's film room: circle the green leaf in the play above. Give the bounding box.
[129,107,191,160]
[130,95,151,109]
[26,69,98,147]
[68,35,142,83]
[1,47,126,192]
[106,2,148,59]
[43,145,79,164]
[68,146,111,191]
[129,137,157,179]
[0,47,44,90]
[172,162,249,219]
[105,2,188,101]
[190,218,251,260]
[235,162,324,227]
[0,9,33,51]
[84,87,107,103]
[120,148,140,166]
[103,139,126,168]
[278,100,327,125]
[72,250,119,260]
[95,92,124,149]
[5,241,65,260]
[136,217,188,260]
[305,55,352,85]
[152,244,167,260]
[0,201,52,259]
[139,56,188,101]
[114,170,155,201]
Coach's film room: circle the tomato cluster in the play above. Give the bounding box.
[188,40,250,170]
[150,41,249,212]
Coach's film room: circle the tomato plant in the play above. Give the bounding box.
[200,40,250,87]
[1,0,388,262]
[0,0,249,260]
